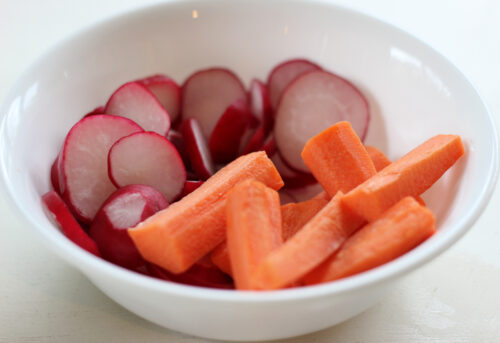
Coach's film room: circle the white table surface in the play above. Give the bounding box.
[1,0,499,342]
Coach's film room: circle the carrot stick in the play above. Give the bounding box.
[281,197,329,240]
[365,145,425,206]
[301,121,377,197]
[342,135,464,221]
[252,192,364,290]
[226,179,283,290]
[128,151,283,274]
[210,243,232,276]
[304,197,435,284]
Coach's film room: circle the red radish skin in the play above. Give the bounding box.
[209,100,255,163]
[89,185,168,270]
[274,70,370,172]
[105,81,171,135]
[84,106,105,117]
[146,259,234,289]
[108,132,186,202]
[166,129,191,170]
[267,59,321,109]
[241,126,267,155]
[249,79,273,133]
[42,190,101,256]
[261,135,277,157]
[182,68,247,138]
[181,118,215,180]
[270,153,316,189]
[59,115,143,222]
[179,180,204,199]
[136,74,181,123]
[50,155,61,194]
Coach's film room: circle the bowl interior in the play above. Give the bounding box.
[0,0,497,295]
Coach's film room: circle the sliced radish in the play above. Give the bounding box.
[279,190,296,205]
[108,132,186,202]
[59,115,143,222]
[136,74,181,123]
[147,257,234,289]
[166,129,191,169]
[89,185,168,269]
[241,126,266,155]
[261,135,277,157]
[249,79,273,133]
[50,155,61,194]
[267,58,321,109]
[274,70,370,172]
[209,100,254,163]
[179,180,204,199]
[105,81,170,135]
[84,105,105,117]
[42,190,101,256]
[181,118,215,180]
[270,152,316,189]
[285,183,325,202]
[182,68,247,138]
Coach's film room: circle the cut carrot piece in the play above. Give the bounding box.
[304,197,435,284]
[252,192,364,290]
[301,121,377,198]
[366,145,425,206]
[281,197,329,240]
[226,179,283,290]
[313,190,330,201]
[210,243,232,276]
[342,135,464,222]
[211,196,329,276]
[128,151,284,274]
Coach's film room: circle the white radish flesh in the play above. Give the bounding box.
[108,132,186,202]
[267,59,321,109]
[137,75,181,123]
[59,115,143,222]
[182,68,247,138]
[274,70,370,172]
[105,81,170,135]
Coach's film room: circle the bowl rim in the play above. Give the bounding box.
[1,0,498,303]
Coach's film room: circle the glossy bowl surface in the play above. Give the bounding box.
[0,0,497,340]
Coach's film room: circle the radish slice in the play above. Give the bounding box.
[241,126,266,155]
[42,190,101,256]
[285,183,325,202]
[166,129,191,169]
[179,180,204,199]
[89,185,168,269]
[59,115,143,222]
[108,132,186,202]
[182,68,247,138]
[270,152,317,189]
[105,81,171,135]
[84,105,105,117]
[279,190,296,205]
[261,135,277,157]
[209,99,254,163]
[249,79,273,133]
[274,70,370,172]
[50,155,61,194]
[181,118,215,180]
[267,59,321,109]
[136,74,181,123]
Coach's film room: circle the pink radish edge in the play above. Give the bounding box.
[136,74,182,124]
[181,118,215,181]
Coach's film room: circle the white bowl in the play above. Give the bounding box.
[0,0,497,341]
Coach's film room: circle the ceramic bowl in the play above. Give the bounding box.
[0,0,497,341]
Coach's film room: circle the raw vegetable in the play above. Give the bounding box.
[136,74,181,123]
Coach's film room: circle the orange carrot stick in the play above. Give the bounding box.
[281,197,329,240]
[252,192,364,290]
[225,179,283,290]
[365,145,425,205]
[342,135,464,222]
[304,197,435,284]
[301,121,377,197]
[210,243,232,276]
[128,151,283,274]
